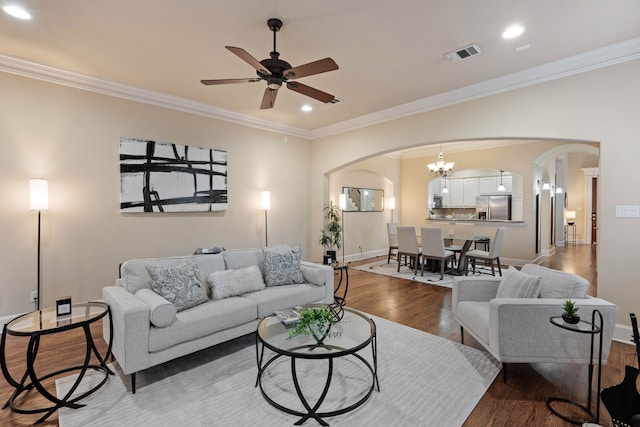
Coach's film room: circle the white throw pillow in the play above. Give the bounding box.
[208,265,266,299]
[146,260,208,311]
[263,245,305,287]
[135,288,177,328]
[496,266,542,299]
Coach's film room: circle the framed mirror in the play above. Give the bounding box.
[342,187,384,212]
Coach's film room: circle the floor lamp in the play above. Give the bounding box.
[387,196,395,223]
[30,179,48,311]
[261,191,270,247]
[338,194,347,264]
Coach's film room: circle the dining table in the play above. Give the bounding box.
[417,233,490,276]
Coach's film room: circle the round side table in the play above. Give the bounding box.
[546,309,603,425]
[0,301,113,424]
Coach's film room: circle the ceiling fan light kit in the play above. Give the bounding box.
[201,18,339,110]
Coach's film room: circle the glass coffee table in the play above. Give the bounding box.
[256,305,378,426]
[0,301,113,423]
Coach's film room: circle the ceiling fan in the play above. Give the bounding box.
[201,18,339,109]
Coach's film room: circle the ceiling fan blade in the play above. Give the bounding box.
[286,82,335,103]
[260,87,279,109]
[284,58,338,79]
[201,78,261,85]
[226,46,271,75]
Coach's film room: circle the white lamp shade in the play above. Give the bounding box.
[261,191,270,210]
[29,179,48,211]
[566,210,576,220]
[387,196,395,210]
[541,181,551,190]
[338,193,347,210]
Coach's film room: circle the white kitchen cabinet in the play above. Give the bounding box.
[479,177,497,194]
[463,178,478,207]
[502,175,513,193]
[448,179,464,207]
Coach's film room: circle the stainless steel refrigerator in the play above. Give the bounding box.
[476,195,512,220]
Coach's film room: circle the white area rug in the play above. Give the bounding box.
[353,260,496,288]
[57,315,500,427]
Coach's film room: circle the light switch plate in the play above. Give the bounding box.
[615,205,640,218]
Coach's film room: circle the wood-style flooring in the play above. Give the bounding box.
[0,244,636,426]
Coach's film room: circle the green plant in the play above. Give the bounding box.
[288,306,341,348]
[318,201,342,251]
[563,299,579,317]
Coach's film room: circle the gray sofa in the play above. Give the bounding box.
[452,263,618,382]
[103,247,333,392]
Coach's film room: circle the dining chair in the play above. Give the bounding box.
[386,222,399,264]
[420,227,455,280]
[448,223,474,266]
[464,227,505,276]
[397,226,421,274]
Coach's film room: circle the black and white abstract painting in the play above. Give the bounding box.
[120,137,228,212]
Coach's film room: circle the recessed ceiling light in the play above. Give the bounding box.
[502,24,524,39]
[301,104,313,112]
[3,4,31,20]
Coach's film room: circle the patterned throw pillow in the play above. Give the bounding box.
[264,245,305,287]
[146,260,208,311]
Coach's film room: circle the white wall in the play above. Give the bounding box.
[311,58,640,327]
[0,72,313,316]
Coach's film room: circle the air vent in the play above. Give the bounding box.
[328,97,343,105]
[445,44,483,63]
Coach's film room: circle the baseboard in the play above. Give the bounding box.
[613,322,635,345]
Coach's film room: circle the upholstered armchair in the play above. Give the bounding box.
[452,263,618,382]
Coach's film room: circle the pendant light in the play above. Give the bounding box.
[497,170,506,192]
[441,177,449,194]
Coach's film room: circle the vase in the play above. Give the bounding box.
[562,313,580,324]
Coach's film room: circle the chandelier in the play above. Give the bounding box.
[427,146,454,178]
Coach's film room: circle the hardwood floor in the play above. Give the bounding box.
[0,245,635,426]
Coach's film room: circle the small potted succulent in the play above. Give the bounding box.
[562,299,580,324]
[288,306,342,349]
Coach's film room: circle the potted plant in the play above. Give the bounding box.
[562,299,580,324]
[288,306,342,348]
[318,201,342,263]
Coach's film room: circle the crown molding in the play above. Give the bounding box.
[311,37,640,139]
[0,54,313,139]
[1,37,639,141]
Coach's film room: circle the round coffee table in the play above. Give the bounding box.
[255,305,378,426]
[0,301,113,423]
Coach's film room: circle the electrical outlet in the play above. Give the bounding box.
[30,290,38,303]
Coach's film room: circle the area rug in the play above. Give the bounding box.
[57,315,500,427]
[352,260,495,288]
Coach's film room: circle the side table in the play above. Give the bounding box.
[546,309,603,425]
[0,301,113,424]
[332,263,349,306]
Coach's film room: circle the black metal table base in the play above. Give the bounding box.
[256,336,379,426]
[546,396,594,425]
[1,304,113,424]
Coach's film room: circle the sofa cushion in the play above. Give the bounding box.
[264,245,304,287]
[208,265,265,299]
[223,248,265,275]
[521,264,589,299]
[147,260,208,312]
[496,266,542,299]
[243,284,327,318]
[120,255,194,294]
[135,288,177,328]
[148,297,258,353]
[300,264,327,286]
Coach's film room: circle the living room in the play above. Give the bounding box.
[1,2,640,425]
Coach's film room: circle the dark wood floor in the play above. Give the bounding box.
[0,245,636,426]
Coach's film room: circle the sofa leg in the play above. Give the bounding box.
[131,373,136,394]
[502,363,507,384]
[460,326,464,344]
